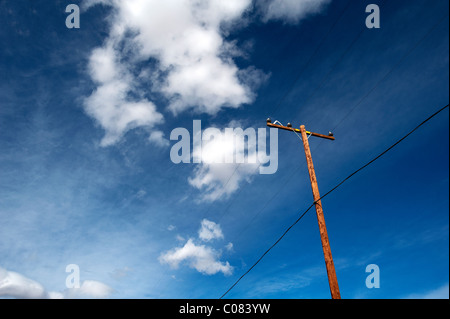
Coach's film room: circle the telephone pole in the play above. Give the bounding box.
[266,119,341,299]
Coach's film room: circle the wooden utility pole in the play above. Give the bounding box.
[267,119,341,299]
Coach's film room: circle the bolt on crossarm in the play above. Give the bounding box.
[267,118,341,299]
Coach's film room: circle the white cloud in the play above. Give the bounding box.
[259,0,331,24]
[159,219,233,276]
[88,44,119,83]
[149,130,170,148]
[404,283,450,299]
[0,267,48,299]
[188,123,263,202]
[121,0,261,116]
[83,0,261,146]
[159,239,233,276]
[135,189,147,199]
[0,267,114,299]
[65,280,115,299]
[82,0,331,147]
[48,291,65,299]
[84,41,164,147]
[198,219,224,242]
[189,162,259,202]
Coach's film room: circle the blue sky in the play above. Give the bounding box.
[0,0,448,299]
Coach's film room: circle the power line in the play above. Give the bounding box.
[219,103,449,299]
[320,104,449,202]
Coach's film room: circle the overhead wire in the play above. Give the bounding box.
[217,6,448,299]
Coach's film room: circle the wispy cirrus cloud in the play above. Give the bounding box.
[258,0,331,24]
[403,283,449,299]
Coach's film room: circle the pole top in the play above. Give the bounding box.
[266,121,335,140]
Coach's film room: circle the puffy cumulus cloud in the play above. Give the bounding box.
[189,162,258,202]
[84,41,164,147]
[198,219,224,242]
[0,267,114,299]
[159,239,232,276]
[258,0,331,24]
[83,0,259,146]
[0,267,49,299]
[404,283,450,299]
[82,0,331,147]
[159,220,233,276]
[65,280,115,299]
[188,122,274,202]
[114,0,256,116]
